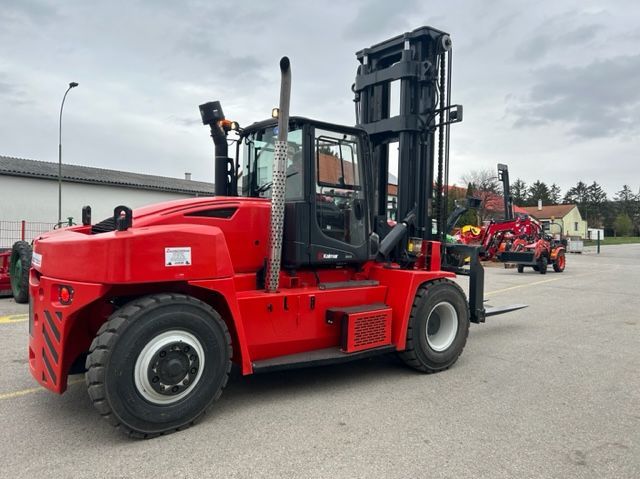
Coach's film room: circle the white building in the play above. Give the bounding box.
[0,155,214,247]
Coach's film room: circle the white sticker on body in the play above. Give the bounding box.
[165,247,191,267]
[32,251,42,269]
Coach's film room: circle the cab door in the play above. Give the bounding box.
[309,127,369,265]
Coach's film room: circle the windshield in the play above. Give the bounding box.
[239,125,303,199]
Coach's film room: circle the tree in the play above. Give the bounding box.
[511,178,528,206]
[563,181,589,206]
[613,213,633,236]
[549,183,562,205]
[613,185,640,235]
[527,180,551,206]
[459,170,500,223]
[460,169,500,194]
[586,181,607,227]
[614,185,637,215]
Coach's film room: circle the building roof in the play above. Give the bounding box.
[522,204,577,219]
[0,155,215,196]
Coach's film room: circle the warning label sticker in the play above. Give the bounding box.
[31,251,42,269]
[165,247,191,267]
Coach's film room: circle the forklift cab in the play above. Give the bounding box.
[238,117,372,269]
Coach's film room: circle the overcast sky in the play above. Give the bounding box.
[1,0,639,197]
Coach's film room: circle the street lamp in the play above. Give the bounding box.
[58,81,79,224]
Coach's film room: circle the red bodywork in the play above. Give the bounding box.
[0,250,10,294]
[29,197,453,393]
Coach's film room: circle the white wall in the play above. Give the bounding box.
[0,175,201,223]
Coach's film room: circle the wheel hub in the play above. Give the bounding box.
[426,302,458,352]
[146,341,200,397]
[134,331,205,404]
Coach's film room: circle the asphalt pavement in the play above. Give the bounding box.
[0,244,638,478]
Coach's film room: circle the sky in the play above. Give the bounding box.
[1,0,639,198]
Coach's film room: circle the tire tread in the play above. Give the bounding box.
[399,279,470,374]
[84,293,232,438]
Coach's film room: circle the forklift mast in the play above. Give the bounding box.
[353,26,462,261]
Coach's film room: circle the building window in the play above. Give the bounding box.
[574,222,578,231]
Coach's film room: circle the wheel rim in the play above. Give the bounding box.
[10,257,22,297]
[426,302,458,352]
[134,330,205,405]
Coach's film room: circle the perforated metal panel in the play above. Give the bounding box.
[340,307,392,353]
[265,140,289,292]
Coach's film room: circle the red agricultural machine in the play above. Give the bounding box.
[28,27,525,437]
[0,241,31,301]
[451,164,566,274]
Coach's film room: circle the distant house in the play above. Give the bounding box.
[522,204,587,239]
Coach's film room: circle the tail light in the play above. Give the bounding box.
[58,285,74,305]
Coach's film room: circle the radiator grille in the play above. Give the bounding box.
[336,306,392,353]
[353,313,389,348]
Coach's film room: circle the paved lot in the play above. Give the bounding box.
[0,245,638,478]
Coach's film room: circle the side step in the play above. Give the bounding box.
[252,345,395,374]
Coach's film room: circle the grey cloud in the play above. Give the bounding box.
[513,13,603,62]
[0,0,60,26]
[509,54,640,138]
[343,0,419,39]
[0,73,29,106]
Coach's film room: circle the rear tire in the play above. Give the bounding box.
[517,264,524,273]
[9,241,31,303]
[538,255,548,274]
[85,293,232,438]
[399,279,470,373]
[553,251,566,272]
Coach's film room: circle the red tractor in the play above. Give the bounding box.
[451,164,566,274]
[28,27,524,437]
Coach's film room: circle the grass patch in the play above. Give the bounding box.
[584,236,640,246]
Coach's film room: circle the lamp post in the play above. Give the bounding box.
[58,82,79,224]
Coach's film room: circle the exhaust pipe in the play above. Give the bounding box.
[265,57,292,293]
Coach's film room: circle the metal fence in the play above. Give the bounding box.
[0,220,57,249]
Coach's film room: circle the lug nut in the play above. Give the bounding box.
[159,351,166,358]
[183,346,190,353]
[172,386,179,393]
[152,376,159,383]
[190,367,197,375]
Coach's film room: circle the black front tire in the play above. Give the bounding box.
[517,264,524,273]
[9,241,31,303]
[538,255,548,274]
[85,293,232,438]
[399,279,470,373]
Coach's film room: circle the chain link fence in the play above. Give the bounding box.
[0,220,57,249]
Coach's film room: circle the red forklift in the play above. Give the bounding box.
[28,27,524,437]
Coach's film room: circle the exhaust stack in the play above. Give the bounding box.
[265,57,292,293]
